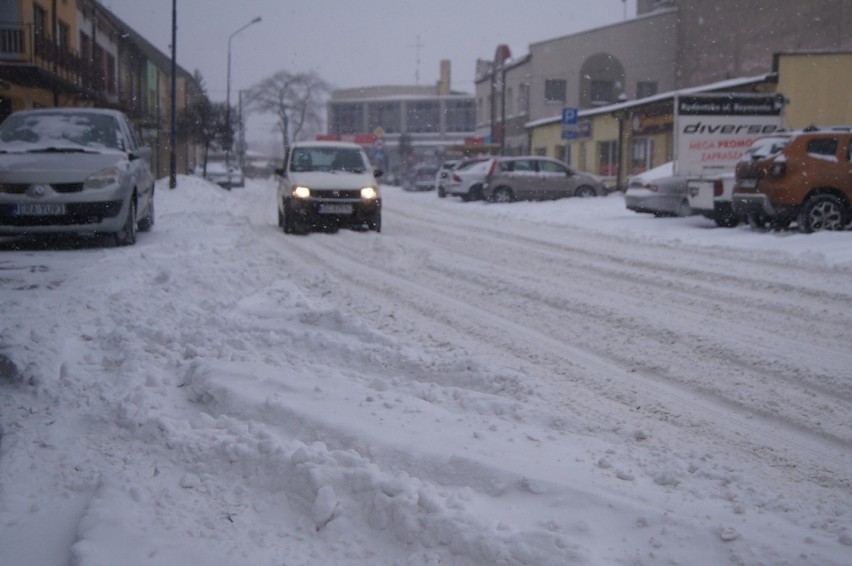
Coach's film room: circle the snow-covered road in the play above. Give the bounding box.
[1,176,850,565]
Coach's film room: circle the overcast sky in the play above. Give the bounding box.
[102,0,637,99]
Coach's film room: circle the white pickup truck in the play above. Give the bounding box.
[687,172,741,227]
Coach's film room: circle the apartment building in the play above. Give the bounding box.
[0,0,204,177]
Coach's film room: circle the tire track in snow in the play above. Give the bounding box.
[259,226,852,492]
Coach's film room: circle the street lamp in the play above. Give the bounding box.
[225,16,261,189]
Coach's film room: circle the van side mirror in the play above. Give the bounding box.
[373,169,384,178]
[274,167,285,177]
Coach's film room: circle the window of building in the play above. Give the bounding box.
[331,103,364,134]
[57,21,70,54]
[33,4,47,56]
[590,80,614,105]
[505,87,513,115]
[106,53,116,94]
[79,32,91,61]
[445,100,475,132]
[93,43,105,91]
[407,100,440,133]
[598,140,618,177]
[544,79,566,104]
[367,102,401,134]
[556,144,571,165]
[518,83,530,114]
[636,81,657,99]
[632,137,653,172]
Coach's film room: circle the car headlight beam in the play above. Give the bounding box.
[360,186,378,200]
[292,185,311,199]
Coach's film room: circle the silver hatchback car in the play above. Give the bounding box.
[481,156,605,202]
[0,108,155,246]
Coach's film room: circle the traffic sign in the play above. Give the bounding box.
[561,107,578,125]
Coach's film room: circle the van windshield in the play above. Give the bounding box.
[290,147,366,173]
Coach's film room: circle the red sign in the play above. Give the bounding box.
[316,133,377,144]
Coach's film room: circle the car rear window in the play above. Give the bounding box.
[806,138,838,158]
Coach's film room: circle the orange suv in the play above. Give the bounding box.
[732,126,852,232]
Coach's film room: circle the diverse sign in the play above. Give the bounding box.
[674,94,786,177]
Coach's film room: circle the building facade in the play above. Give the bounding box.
[0,0,204,177]
[477,0,851,166]
[326,61,479,178]
[527,50,852,188]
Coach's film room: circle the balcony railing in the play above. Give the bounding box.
[1,24,25,59]
[0,22,109,96]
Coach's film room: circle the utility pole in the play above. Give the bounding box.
[410,35,424,85]
[169,0,177,188]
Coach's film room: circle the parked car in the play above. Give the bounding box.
[444,159,492,201]
[275,141,382,234]
[405,164,439,191]
[624,162,693,217]
[0,107,155,246]
[201,160,245,189]
[435,160,459,198]
[687,172,741,227]
[732,126,851,232]
[481,156,605,202]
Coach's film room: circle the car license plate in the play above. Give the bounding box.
[14,203,66,216]
[318,203,353,215]
[739,178,757,189]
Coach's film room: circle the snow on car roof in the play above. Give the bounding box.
[628,161,674,183]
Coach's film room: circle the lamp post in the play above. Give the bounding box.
[225,16,261,189]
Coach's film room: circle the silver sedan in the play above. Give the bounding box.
[624,161,693,217]
[0,108,155,246]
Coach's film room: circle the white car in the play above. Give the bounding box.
[624,161,693,217]
[687,172,740,227]
[444,159,492,201]
[201,160,245,189]
[276,141,382,234]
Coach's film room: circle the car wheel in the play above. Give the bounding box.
[114,198,137,246]
[747,214,767,230]
[575,185,596,198]
[367,211,382,233]
[491,186,514,203]
[437,186,446,198]
[281,204,298,234]
[798,194,848,233]
[676,199,692,217]
[137,196,155,232]
[469,184,483,201]
[714,212,739,228]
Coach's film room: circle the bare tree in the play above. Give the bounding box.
[246,70,329,155]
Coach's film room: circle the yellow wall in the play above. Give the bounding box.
[777,53,852,129]
[530,115,619,170]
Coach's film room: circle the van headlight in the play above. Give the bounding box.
[292,185,311,199]
[84,166,121,190]
[360,186,379,200]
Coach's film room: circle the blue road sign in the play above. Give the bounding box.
[562,107,578,125]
